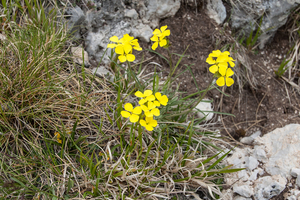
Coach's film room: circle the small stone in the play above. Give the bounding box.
[71,46,91,67]
[124,9,139,20]
[233,184,254,197]
[296,176,300,188]
[240,136,254,145]
[234,196,252,200]
[194,99,214,121]
[290,168,300,178]
[250,130,261,139]
[246,156,259,171]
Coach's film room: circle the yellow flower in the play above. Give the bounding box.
[150,25,170,50]
[140,102,160,117]
[121,103,142,123]
[206,50,235,74]
[140,117,158,131]
[216,68,234,87]
[135,90,155,105]
[107,34,142,62]
[54,132,62,144]
[154,92,168,106]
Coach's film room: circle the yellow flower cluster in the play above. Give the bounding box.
[107,34,142,62]
[54,131,71,144]
[150,25,170,50]
[206,50,235,87]
[121,90,168,131]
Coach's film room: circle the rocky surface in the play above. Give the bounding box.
[222,124,300,200]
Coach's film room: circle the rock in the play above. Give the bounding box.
[291,168,300,178]
[125,9,139,20]
[250,130,261,139]
[254,175,286,200]
[206,0,226,24]
[240,136,254,145]
[286,188,300,200]
[253,146,267,163]
[194,99,214,121]
[233,184,254,197]
[92,66,115,82]
[65,6,86,40]
[233,196,252,200]
[296,176,300,188]
[245,156,259,171]
[230,0,300,49]
[132,23,153,42]
[255,124,300,178]
[71,46,91,67]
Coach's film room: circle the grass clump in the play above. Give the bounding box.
[0,1,243,199]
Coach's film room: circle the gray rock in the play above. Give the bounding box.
[250,130,261,139]
[253,146,267,163]
[240,136,254,145]
[206,0,226,24]
[230,0,300,49]
[291,168,300,178]
[233,196,252,200]
[71,46,91,67]
[65,6,86,40]
[246,156,259,171]
[233,184,254,197]
[92,66,114,82]
[125,9,139,20]
[132,23,153,42]
[286,188,300,200]
[296,176,300,188]
[254,175,286,200]
[194,99,214,121]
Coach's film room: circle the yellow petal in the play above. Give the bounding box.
[159,39,167,47]
[135,91,144,97]
[149,119,157,127]
[146,95,155,102]
[210,50,221,57]
[110,36,119,43]
[118,55,126,62]
[160,25,168,32]
[107,43,117,48]
[219,66,227,76]
[145,125,153,131]
[151,108,160,116]
[226,77,234,87]
[206,56,216,64]
[134,45,142,51]
[226,68,234,77]
[209,65,218,74]
[140,120,146,127]
[222,51,230,55]
[163,29,170,36]
[141,105,149,111]
[152,41,158,50]
[144,90,153,96]
[139,99,147,105]
[218,62,228,68]
[229,60,235,67]
[153,29,161,35]
[150,35,158,42]
[160,95,168,106]
[121,111,131,118]
[145,111,153,117]
[216,77,225,87]
[124,103,133,112]
[126,54,135,62]
[115,45,124,55]
[154,100,160,107]
[216,54,229,63]
[130,114,139,123]
[122,34,134,42]
[147,101,156,110]
[133,106,142,115]
[123,44,132,54]
[155,92,161,99]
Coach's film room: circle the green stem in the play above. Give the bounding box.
[167,47,173,79]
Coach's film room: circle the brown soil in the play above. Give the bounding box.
[140,5,300,142]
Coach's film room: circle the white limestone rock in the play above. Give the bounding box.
[254,175,286,200]
[194,99,214,121]
[125,9,139,20]
[290,168,300,178]
[233,196,252,200]
[206,0,226,24]
[255,124,300,178]
[71,46,91,67]
[233,184,254,197]
[132,23,153,42]
[240,136,254,145]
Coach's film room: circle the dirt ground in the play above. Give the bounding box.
[138,5,300,144]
